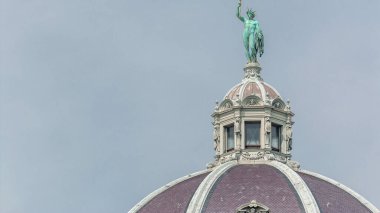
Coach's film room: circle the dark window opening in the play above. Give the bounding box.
[271,124,282,151]
[225,126,235,151]
[245,122,260,147]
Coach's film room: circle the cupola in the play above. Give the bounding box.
[210,62,297,169]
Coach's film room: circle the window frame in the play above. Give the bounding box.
[224,125,235,152]
[244,121,261,148]
[271,123,282,152]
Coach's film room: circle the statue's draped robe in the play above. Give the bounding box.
[243,18,264,62]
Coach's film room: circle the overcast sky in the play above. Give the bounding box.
[1,0,379,212]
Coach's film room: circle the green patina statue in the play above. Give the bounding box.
[237,0,264,63]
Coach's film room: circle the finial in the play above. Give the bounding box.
[285,99,291,111]
[215,100,219,110]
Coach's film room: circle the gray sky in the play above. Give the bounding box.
[1,0,379,212]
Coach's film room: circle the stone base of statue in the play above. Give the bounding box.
[244,62,262,81]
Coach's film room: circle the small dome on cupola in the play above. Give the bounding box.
[222,62,286,110]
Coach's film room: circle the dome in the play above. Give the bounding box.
[130,162,379,213]
[217,63,288,111]
[225,80,281,103]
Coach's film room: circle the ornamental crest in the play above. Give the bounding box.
[237,200,270,213]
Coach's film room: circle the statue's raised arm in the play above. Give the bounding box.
[236,0,244,22]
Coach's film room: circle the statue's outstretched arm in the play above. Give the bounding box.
[236,1,244,22]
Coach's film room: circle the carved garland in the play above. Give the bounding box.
[241,152,264,160]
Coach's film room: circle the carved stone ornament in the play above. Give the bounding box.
[272,98,285,110]
[220,153,238,164]
[285,119,293,151]
[262,152,287,163]
[285,99,291,112]
[215,101,220,111]
[244,63,263,81]
[234,117,241,133]
[273,154,287,163]
[213,125,220,153]
[236,200,270,213]
[287,160,301,171]
[242,95,261,107]
[264,117,271,134]
[220,100,233,111]
[241,151,264,160]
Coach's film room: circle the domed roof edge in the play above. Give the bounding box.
[187,161,237,213]
[262,81,282,99]
[299,170,380,213]
[187,161,320,213]
[262,161,320,213]
[224,82,243,100]
[129,169,209,213]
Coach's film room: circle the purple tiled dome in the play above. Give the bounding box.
[130,164,378,213]
[203,165,304,213]
[136,172,209,213]
[299,172,372,213]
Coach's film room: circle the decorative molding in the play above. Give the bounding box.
[299,170,380,213]
[263,161,320,213]
[186,162,237,213]
[287,160,301,171]
[218,150,291,165]
[241,151,264,160]
[270,153,287,163]
[243,63,263,81]
[236,200,270,213]
[220,99,234,111]
[272,98,285,110]
[220,152,239,164]
[242,95,262,107]
[128,170,210,213]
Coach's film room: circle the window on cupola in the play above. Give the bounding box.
[225,126,235,151]
[271,124,282,151]
[245,122,260,147]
